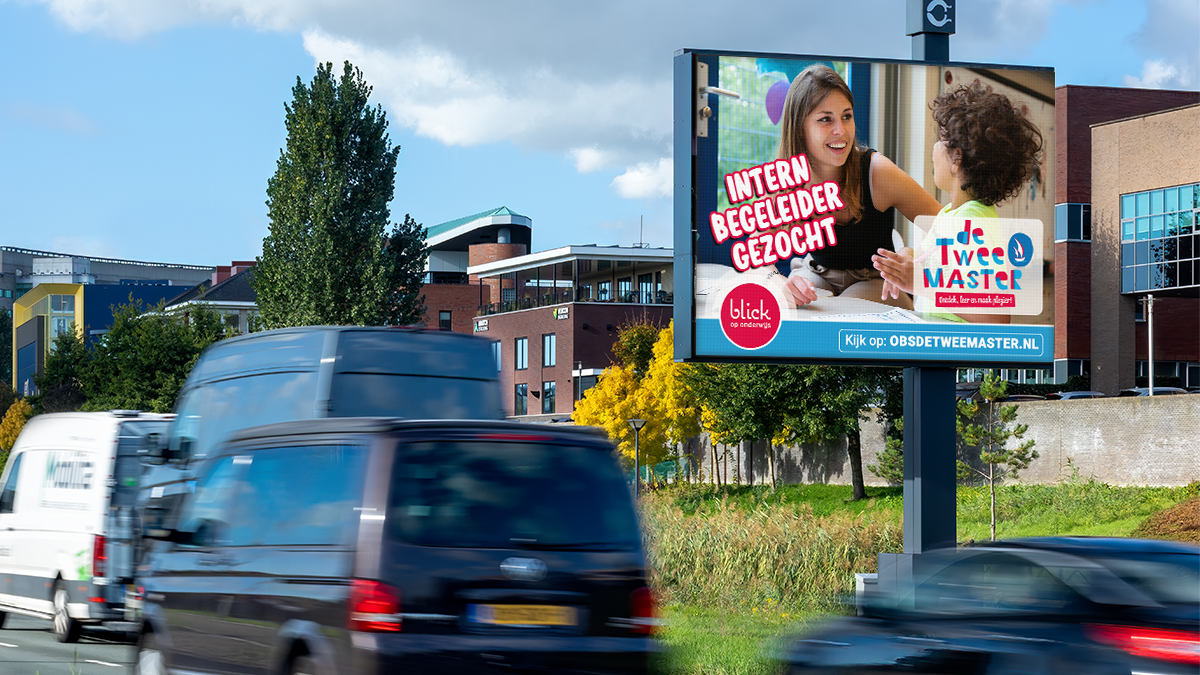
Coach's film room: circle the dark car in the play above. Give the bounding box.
[781,537,1199,675]
[135,418,658,675]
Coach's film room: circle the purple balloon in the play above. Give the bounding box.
[766,81,788,125]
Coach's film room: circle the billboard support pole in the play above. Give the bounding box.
[903,0,957,554]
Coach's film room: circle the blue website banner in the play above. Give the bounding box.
[696,318,1052,365]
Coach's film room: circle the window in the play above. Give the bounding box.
[169,371,319,465]
[542,333,556,367]
[617,277,632,302]
[515,337,528,370]
[0,453,23,514]
[385,438,640,550]
[492,340,502,372]
[542,380,556,414]
[227,445,369,547]
[1055,203,1091,242]
[597,280,612,301]
[515,383,528,416]
[439,311,452,331]
[1119,183,1199,293]
[49,294,75,341]
[176,455,242,546]
[638,273,654,304]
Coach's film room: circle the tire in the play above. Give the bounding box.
[289,654,317,675]
[137,631,167,675]
[52,581,82,643]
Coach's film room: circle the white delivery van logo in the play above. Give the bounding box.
[44,452,94,490]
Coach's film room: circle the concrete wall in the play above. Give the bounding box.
[681,395,1199,488]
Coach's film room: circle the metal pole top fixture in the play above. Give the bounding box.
[907,0,955,62]
[627,418,647,431]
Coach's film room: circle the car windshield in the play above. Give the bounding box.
[387,439,640,550]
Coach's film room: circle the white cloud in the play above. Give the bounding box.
[30,0,913,200]
[611,158,672,200]
[1124,0,1199,88]
[1123,59,1183,88]
[570,147,620,173]
[3,101,99,135]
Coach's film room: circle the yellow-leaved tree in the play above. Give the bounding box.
[640,321,702,480]
[0,398,33,465]
[572,363,669,470]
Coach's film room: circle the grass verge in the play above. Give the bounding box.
[644,480,1198,675]
[655,604,818,675]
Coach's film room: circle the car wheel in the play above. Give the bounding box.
[289,654,317,675]
[137,632,167,675]
[52,581,82,643]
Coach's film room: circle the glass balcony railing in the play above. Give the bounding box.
[475,289,674,316]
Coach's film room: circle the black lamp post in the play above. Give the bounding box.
[627,418,647,498]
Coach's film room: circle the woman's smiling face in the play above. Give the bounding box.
[803,91,855,174]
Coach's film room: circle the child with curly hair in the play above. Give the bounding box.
[871,81,1044,322]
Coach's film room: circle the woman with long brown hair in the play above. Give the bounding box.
[778,64,941,309]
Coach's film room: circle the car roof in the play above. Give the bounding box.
[981,536,1199,556]
[222,417,610,446]
[1119,387,1188,395]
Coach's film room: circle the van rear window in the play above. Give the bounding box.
[387,440,640,550]
[330,374,501,420]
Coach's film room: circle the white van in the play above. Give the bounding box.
[0,410,171,642]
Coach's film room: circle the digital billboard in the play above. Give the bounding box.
[673,50,1055,366]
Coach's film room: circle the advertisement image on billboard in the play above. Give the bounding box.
[674,50,1055,366]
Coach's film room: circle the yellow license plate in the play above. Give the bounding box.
[473,604,577,626]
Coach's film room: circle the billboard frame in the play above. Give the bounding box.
[673,48,1055,369]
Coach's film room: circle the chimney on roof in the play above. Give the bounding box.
[212,266,232,286]
[212,260,256,286]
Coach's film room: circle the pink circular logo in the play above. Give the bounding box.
[719,283,781,350]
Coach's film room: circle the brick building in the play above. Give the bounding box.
[468,246,674,417]
[417,207,532,333]
[1054,86,1200,390]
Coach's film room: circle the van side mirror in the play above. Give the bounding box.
[140,433,170,466]
[146,528,198,546]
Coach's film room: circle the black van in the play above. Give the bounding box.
[135,418,658,675]
[138,326,503,532]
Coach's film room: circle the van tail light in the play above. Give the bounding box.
[92,535,107,579]
[348,580,402,633]
[629,586,659,635]
[1088,624,1200,665]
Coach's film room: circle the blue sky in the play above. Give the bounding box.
[0,0,1195,267]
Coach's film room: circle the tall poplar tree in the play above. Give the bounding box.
[255,61,428,328]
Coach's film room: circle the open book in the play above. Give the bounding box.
[695,264,793,319]
[695,263,933,323]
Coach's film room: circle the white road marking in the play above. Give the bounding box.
[84,660,123,667]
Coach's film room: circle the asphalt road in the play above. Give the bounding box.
[0,613,134,675]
